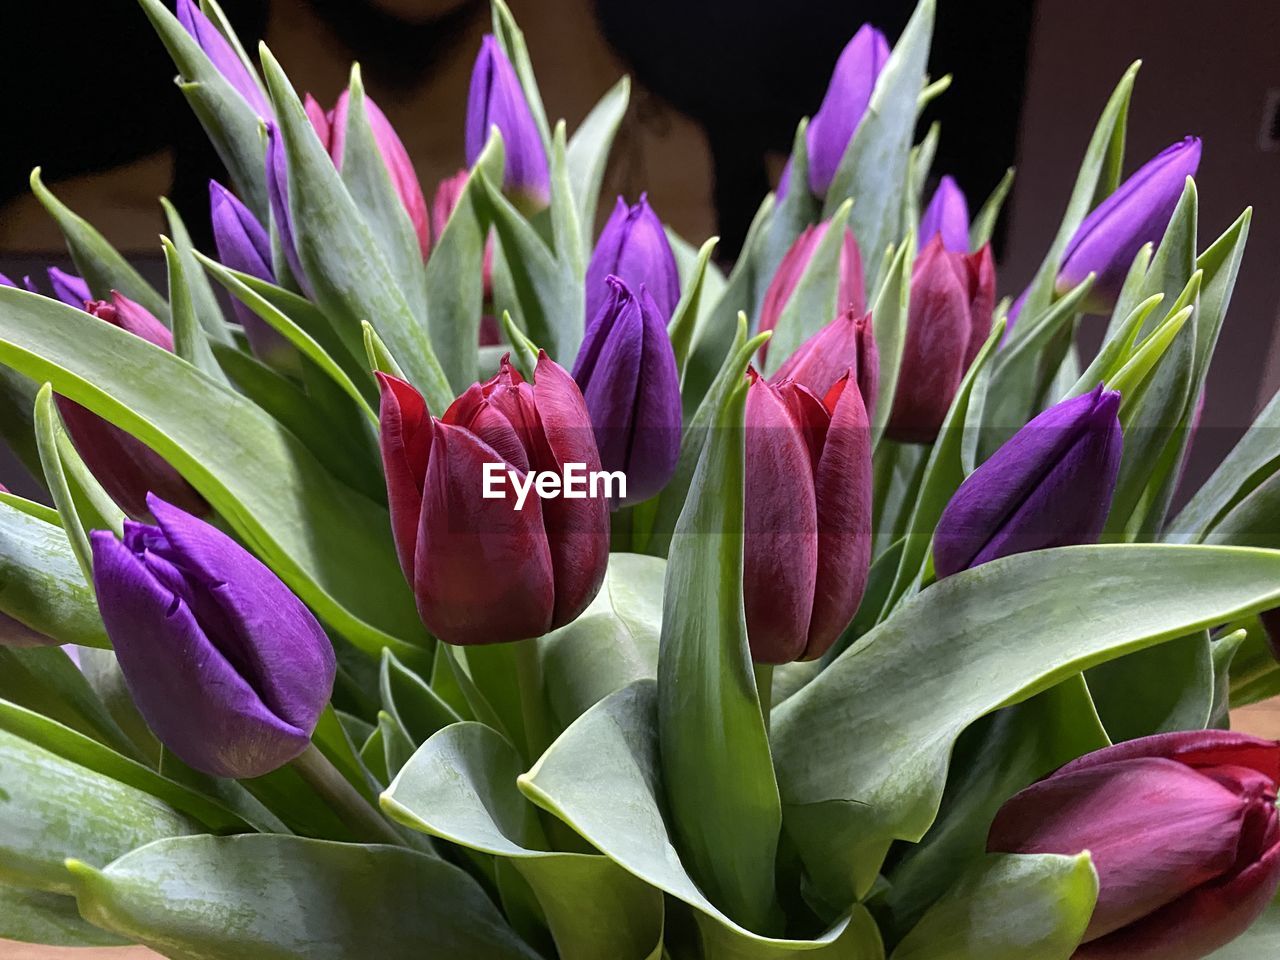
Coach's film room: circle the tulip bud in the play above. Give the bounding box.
[378,354,608,645]
[175,0,272,120]
[264,122,307,291]
[320,90,431,258]
[586,195,681,325]
[208,180,293,365]
[758,221,866,364]
[55,294,207,520]
[772,308,879,417]
[802,24,891,197]
[572,277,682,506]
[90,495,335,778]
[919,175,971,253]
[989,730,1280,960]
[933,385,1122,578]
[465,35,550,207]
[744,370,872,663]
[47,267,91,309]
[1058,136,1202,314]
[886,236,996,443]
[432,169,499,344]
[0,272,15,289]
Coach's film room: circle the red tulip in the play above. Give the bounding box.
[772,308,879,418]
[758,222,865,364]
[743,369,872,663]
[886,236,995,443]
[377,354,609,645]
[989,730,1280,960]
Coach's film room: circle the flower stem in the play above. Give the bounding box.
[290,742,405,847]
[754,663,774,732]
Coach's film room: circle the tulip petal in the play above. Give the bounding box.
[377,374,433,578]
[465,35,550,204]
[176,0,272,119]
[90,530,309,779]
[47,267,90,309]
[1057,730,1280,785]
[805,23,890,196]
[625,287,683,504]
[919,175,971,254]
[414,422,555,645]
[586,195,681,323]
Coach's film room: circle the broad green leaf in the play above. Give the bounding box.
[566,77,630,248]
[162,237,229,384]
[890,854,1097,960]
[1068,292,1164,400]
[521,681,885,958]
[772,544,1280,905]
[1011,62,1137,334]
[549,121,586,278]
[0,727,198,893]
[0,369,42,485]
[541,552,663,731]
[0,495,105,649]
[137,0,269,218]
[0,885,129,947]
[0,286,428,663]
[259,46,452,412]
[339,65,429,327]
[161,197,234,344]
[1086,631,1213,740]
[380,649,462,746]
[1208,894,1280,958]
[824,0,935,288]
[968,168,1015,251]
[868,237,913,444]
[882,676,1107,936]
[1202,469,1280,550]
[29,170,169,322]
[383,722,665,960]
[1222,618,1280,708]
[1135,177,1198,337]
[762,199,853,374]
[69,834,541,959]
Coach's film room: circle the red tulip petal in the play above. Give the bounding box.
[376,373,432,578]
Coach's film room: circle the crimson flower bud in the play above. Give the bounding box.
[772,308,879,418]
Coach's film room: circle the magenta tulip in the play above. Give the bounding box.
[772,308,879,417]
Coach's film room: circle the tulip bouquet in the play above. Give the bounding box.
[4,0,1280,958]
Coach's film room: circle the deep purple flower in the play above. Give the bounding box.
[989,731,1280,960]
[1058,136,1202,313]
[571,276,682,507]
[802,24,891,197]
[90,495,334,778]
[465,35,550,206]
[919,175,971,253]
[209,180,293,365]
[933,385,1122,578]
[47,268,91,309]
[175,0,272,119]
[586,195,680,325]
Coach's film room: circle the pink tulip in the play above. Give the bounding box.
[772,308,879,418]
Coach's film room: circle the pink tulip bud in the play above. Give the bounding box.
[989,731,1280,960]
[772,308,879,418]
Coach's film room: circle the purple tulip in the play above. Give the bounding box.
[57,294,207,521]
[47,268,91,309]
[0,272,14,289]
[933,385,1122,578]
[175,0,272,119]
[378,355,608,645]
[772,308,879,417]
[801,24,891,197]
[1058,136,1202,313]
[586,195,680,325]
[209,180,293,365]
[744,370,872,663]
[919,175,971,253]
[571,276,682,507]
[989,731,1280,960]
[465,35,550,206]
[264,122,307,292]
[90,495,333,779]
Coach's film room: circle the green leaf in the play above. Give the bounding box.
[0,491,106,650]
[361,321,408,379]
[161,197,234,344]
[890,854,1097,960]
[882,677,1107,935]
[549,121,586,278]
[823,0,935,285]
[905,124,941,233]
[868,237,914,444]
[968,168,1015,251]
[162,237,230,384]
[762,199,853,375]
[258,45,452,413]
[69,834,541,959]
[1068,292,1164,400]
[490,0,552,152]
[34,383,97,588]
[1012,62,1137,333]
[0,286,428,663]
[772,544,1280,905]
[0,727,198,894]
[380,649,462,747]
[1222,618,1280,708]
[657,365,780,933]
[1086,631,1213,740]
[566,77,630,249]
[1207,894,1280,957]
[753,119,820,311]
[137,0,269,219]
[668,237,719,376]
[384,722,665,960]
[0,885,129,947]
[541,552,663,731]
[29,169,168,321]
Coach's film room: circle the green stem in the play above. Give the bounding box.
[754,663,774,732]
[290,743,405,846]
[514,637,552,763]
